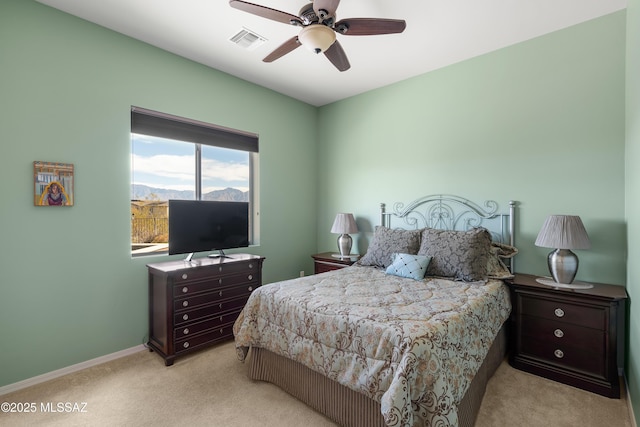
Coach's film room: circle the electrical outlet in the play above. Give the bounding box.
[299,270,305,277]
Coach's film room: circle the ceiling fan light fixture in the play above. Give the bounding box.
[298,24,336,54]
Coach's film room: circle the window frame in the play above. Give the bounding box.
[130,106,259,256]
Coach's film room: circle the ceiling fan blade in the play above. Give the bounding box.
[263,36,302,63]
[335,18,406,36]
[324,41,350,72]
[313,0,340,18]
[229,0,301,25]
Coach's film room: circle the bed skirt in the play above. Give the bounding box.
[246,323,507,427]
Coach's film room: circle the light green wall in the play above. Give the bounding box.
[318,12,626,287]
[626,0,640,419]
[0,0,318,387]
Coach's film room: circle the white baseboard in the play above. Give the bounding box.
[0,344,146,396]
[625,373,638,427]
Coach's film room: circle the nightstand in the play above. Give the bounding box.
[311,252,360,274]
[506,273,627,398]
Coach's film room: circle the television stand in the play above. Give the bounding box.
[146,254,265,365]
[208,250,232,259]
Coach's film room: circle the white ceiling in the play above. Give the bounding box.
[36,0,626,106]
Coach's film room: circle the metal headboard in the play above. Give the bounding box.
[380,194,517,272]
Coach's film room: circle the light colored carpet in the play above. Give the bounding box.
[476,358,632,427]
[0,341,632,427]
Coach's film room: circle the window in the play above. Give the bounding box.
[130,107,259,256]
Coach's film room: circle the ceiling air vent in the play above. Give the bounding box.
[229,27,267,51]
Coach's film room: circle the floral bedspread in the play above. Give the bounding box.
[233,265,511,427]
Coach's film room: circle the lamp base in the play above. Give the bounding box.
[547,248,579,284]
[336,234,352,257]
[535,277,593,290]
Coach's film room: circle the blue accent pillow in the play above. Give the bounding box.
[385,253,432,280]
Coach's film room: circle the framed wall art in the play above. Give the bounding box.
[34,161,74,206]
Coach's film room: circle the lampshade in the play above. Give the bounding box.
[331,213,358,234]
[535,215,591,249]
[298,24,336,54]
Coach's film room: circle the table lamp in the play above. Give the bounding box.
[331,213,358,257]
[534,214,592,289]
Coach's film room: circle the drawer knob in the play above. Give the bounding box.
[219,279,223,284]
[183,342,190,349]
[248,274,253,280]
[220,329,224,334]
[554,308,565,318]
[248,286,253,292]
[219,303,223,309]
[249,263,253,269]
[219,291,223,297]
[554,349,564,359]
[182,286,188,293]
[183,328,189,335]
[182,301,189,307]
[182,274,188,280]
[183,314,189,321]
[554,329,564,338]
[219,266,223,272]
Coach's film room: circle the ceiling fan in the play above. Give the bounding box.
[229,0,406,71]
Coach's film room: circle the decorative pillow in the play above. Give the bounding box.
[417,227,492,281]
[492,241,518,259]
[385,253,432,280]
[487,242,518,279]
[357,226,421,268]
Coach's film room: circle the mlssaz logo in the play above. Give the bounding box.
[40,402,88,413]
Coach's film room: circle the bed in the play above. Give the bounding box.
[233,195,518,427]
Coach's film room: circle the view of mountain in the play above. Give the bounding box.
[131,184,248,202]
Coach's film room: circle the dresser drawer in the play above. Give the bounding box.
[175,323,235,354]
[315,262,343,274]
[174,296,249,325]
[519,295,606,330]
[174,280,256,311]
[519,330,606,378]
[174,309,241,339]
[174,272,258,296]
[520,315,603,351]
[170,260,261,284]
[312,253,360,275]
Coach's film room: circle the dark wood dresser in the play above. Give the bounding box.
[146,254,264,366]
[311,252,360,274]
[507,273,627,398]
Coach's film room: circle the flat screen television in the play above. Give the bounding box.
[168,200,249,259]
